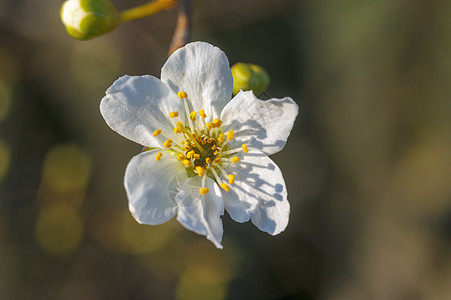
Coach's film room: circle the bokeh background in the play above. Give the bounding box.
[1,0,451,299]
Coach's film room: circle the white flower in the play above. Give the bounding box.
[100,42,298,248]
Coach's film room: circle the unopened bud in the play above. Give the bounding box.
[231,62,270,96]
[60,0,120,40]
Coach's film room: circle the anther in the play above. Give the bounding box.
[196,166,206,176]
[241,144,249,153]
[194,154,200,160]
[174,127,182,134]
[169,111,179,118]
[152,129,162,137]
[163,139,173,148]
[155,152,163,161]
[177,154,185,161]
[218,133,225,143]
[182,159,191,166]
[228,174,235,184]
[187,150,195,158]
[177,91,188,99]
[199,109,206,118]
[176,121,185,129]
[212,119,222,128]
[220,183,230,192]
[206,123,213,130]
[206,157,212,164]
[231,156,240,163]
[227,130,234,140]
[199,187,209,195]
[190,111,197,121]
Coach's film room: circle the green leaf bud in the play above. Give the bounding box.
[60,0,120,40]
[231,62,270,96]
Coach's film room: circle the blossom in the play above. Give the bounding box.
[100,42,298,248]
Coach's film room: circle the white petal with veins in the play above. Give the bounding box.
[221,90,299,156]
[125,150,188,225]
[161,42,233,120]
[222,149,290,235]
[100,75,185,148]
[175,176,224,248]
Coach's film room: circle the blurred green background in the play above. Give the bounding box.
[1,0,451,299]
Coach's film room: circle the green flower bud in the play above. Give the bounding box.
[231,62,270,96]
[60,0,120,40]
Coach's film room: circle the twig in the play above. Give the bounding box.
[119,0,176,23]
[168,0,193,55]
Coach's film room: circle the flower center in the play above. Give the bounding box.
[151,91,248,196]
[184,135,222,168]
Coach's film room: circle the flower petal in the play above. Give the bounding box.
[125,150,188,225]
[175,176,224,249]
[222,150,290,235]
[161,42,233,120]
[221,90,299,155]
[100,75,185,148]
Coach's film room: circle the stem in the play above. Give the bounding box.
[168,0,193,55]
[119,0,176,23]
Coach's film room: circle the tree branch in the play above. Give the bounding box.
[168,0,193,55]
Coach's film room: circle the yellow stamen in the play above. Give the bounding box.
[182,159,191,166]
[211,144,217,150]
[220,183,230,192]
[187,150,195,158]
[152,129,162,137]
[163,139,172,148]
[218,133,225,143]
[227,130,234,140]
[177,91,188,99]
[206,157,212,164]
[199,109,206,118]
[190,111,197,121]
[212,119,222,128]
[199,187,209,195]
[176,121,184,129]
[228,174,235,184]
[177,123,205,153]
[213,150,219,156]
[231,156,240,163]
[206,123,213,130]
[177,154,185,161]
[155,152,163,161]
[174,127,182,134]
[196,166,206,176]
[169,111,179,118]
[241,144,249,153]
[194,154,200,160]
[214,157,220,163]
